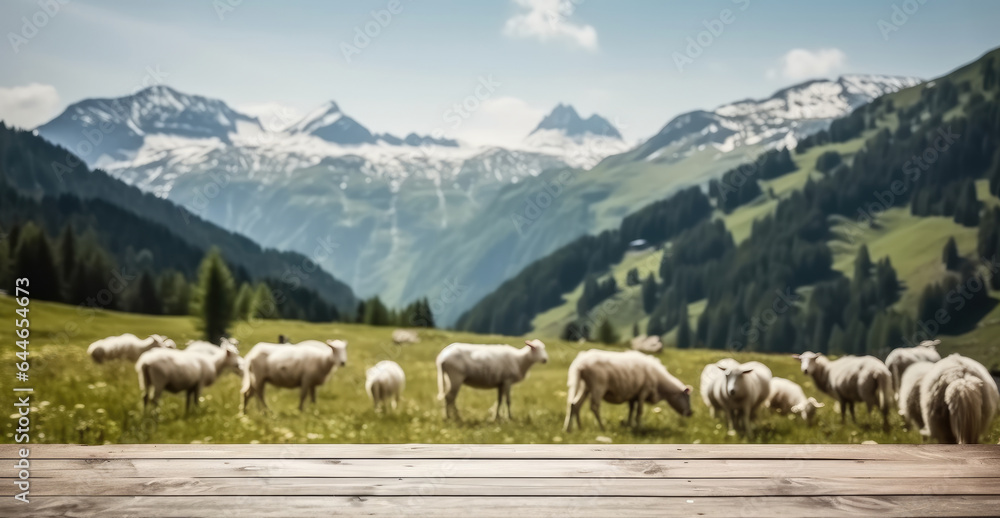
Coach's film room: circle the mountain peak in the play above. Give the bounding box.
[530,104,622,139]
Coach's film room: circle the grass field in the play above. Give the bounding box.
[2,295,998,446]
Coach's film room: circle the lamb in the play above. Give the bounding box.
[564,349,692,432]
[919,354,1000,444]
[365,360,406,411]
[240,340,348,413]
[898,361,934,431]
[135,341,242,412]
[185,338,245,376]
[794,352,893,430]
[885,340,941,393]
[392,329,420,345]
[88,333,176,363]
[708,360,772,437]
[436,339,549,421]
[765,376,825,424]
[700,358,740,418]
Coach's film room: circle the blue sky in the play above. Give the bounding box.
[2,0,999,145]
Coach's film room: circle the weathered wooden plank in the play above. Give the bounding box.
[5,495,1000,518]
[24,457,1000,479]
[6,476,999,498]
[5,444,998,461]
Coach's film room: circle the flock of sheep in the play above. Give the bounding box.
[85,333,1000,444]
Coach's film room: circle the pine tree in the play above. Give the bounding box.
[159,271,190,316]
[676,304,692,349]
[194,247,236,343]
[253,283,277,319]
[954,180,981,227]
[943,237,960,271]
[12,222,61,302]
[363,296,391,326]
[852,245,873,289]
[56,224,77,289]
[641,274,658,314]
[597,318,619,345]
[130,271,161,315]
[234,283,254,320]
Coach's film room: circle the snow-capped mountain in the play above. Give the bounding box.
[633,74,922,161]
[523,104,630,169]
[36,85,263,167]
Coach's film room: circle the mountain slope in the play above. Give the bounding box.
[0,123,356,313]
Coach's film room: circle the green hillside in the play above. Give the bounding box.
[505,47,1000,368]
[3,295,997,445]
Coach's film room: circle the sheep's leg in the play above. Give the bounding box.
[849,402,857,423]
[391,393,398,411]
[504,384,512,420]
[310,385,317,405]
[445,381,462,421]
[625,400,636,427]
[839,400,847,423]
[493,387,504,421]
[241,385,253,415]
[742,408,753,439]
[589,391,605,431]
[257,383,269,411]
[299,384,309,412]
[633,400,644,430]
[726,409,736,433]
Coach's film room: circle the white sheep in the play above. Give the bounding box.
[794,352,893,429]
[184,338,245,376]
[240,340,348,413]
[630,334,663,354]
[885,340,941,393]
[392,329,420,345]
[919,354,1000,444]
[436,339,549,421]
[898,361,934,431]
[765,376,825,424]
[135,341,242,412]
[700,358,740,418]
[365,360,406,411]
[88,333,177,363]
[564,349,692,432]
[709,360,772,437]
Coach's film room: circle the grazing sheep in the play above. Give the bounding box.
[630,335,663,354]
[240,340,348,413]
[898,361,934,431]
[135,341,242,412]
[709,361,772,437]
[700,358,741,418]
[919,354,1000,444]
[365,360,406,411]
[794,352,893,430]
[765,377,825,424]
[436,339,549,421]
[185,338,245,376]
[885,340,942,393]
[564,349,692,432]
[88,333,176,363]
[392,329,420,345]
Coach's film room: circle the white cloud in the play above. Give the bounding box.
[503,0,598,51]
[451,96,546,147]
[235,102,303,132]
[0,84,61,129]
[773,48,847,81]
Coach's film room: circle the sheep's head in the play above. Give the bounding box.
[667,385,693,417]
[222,337,241,350]
[792,352,822,375]
[918,339,941,349]
[150,334,177,349]
[524,339,548,364]
[718,364,756,398]
[326,340,348,367]
[221,342,243,375]
[791,397,825,422]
